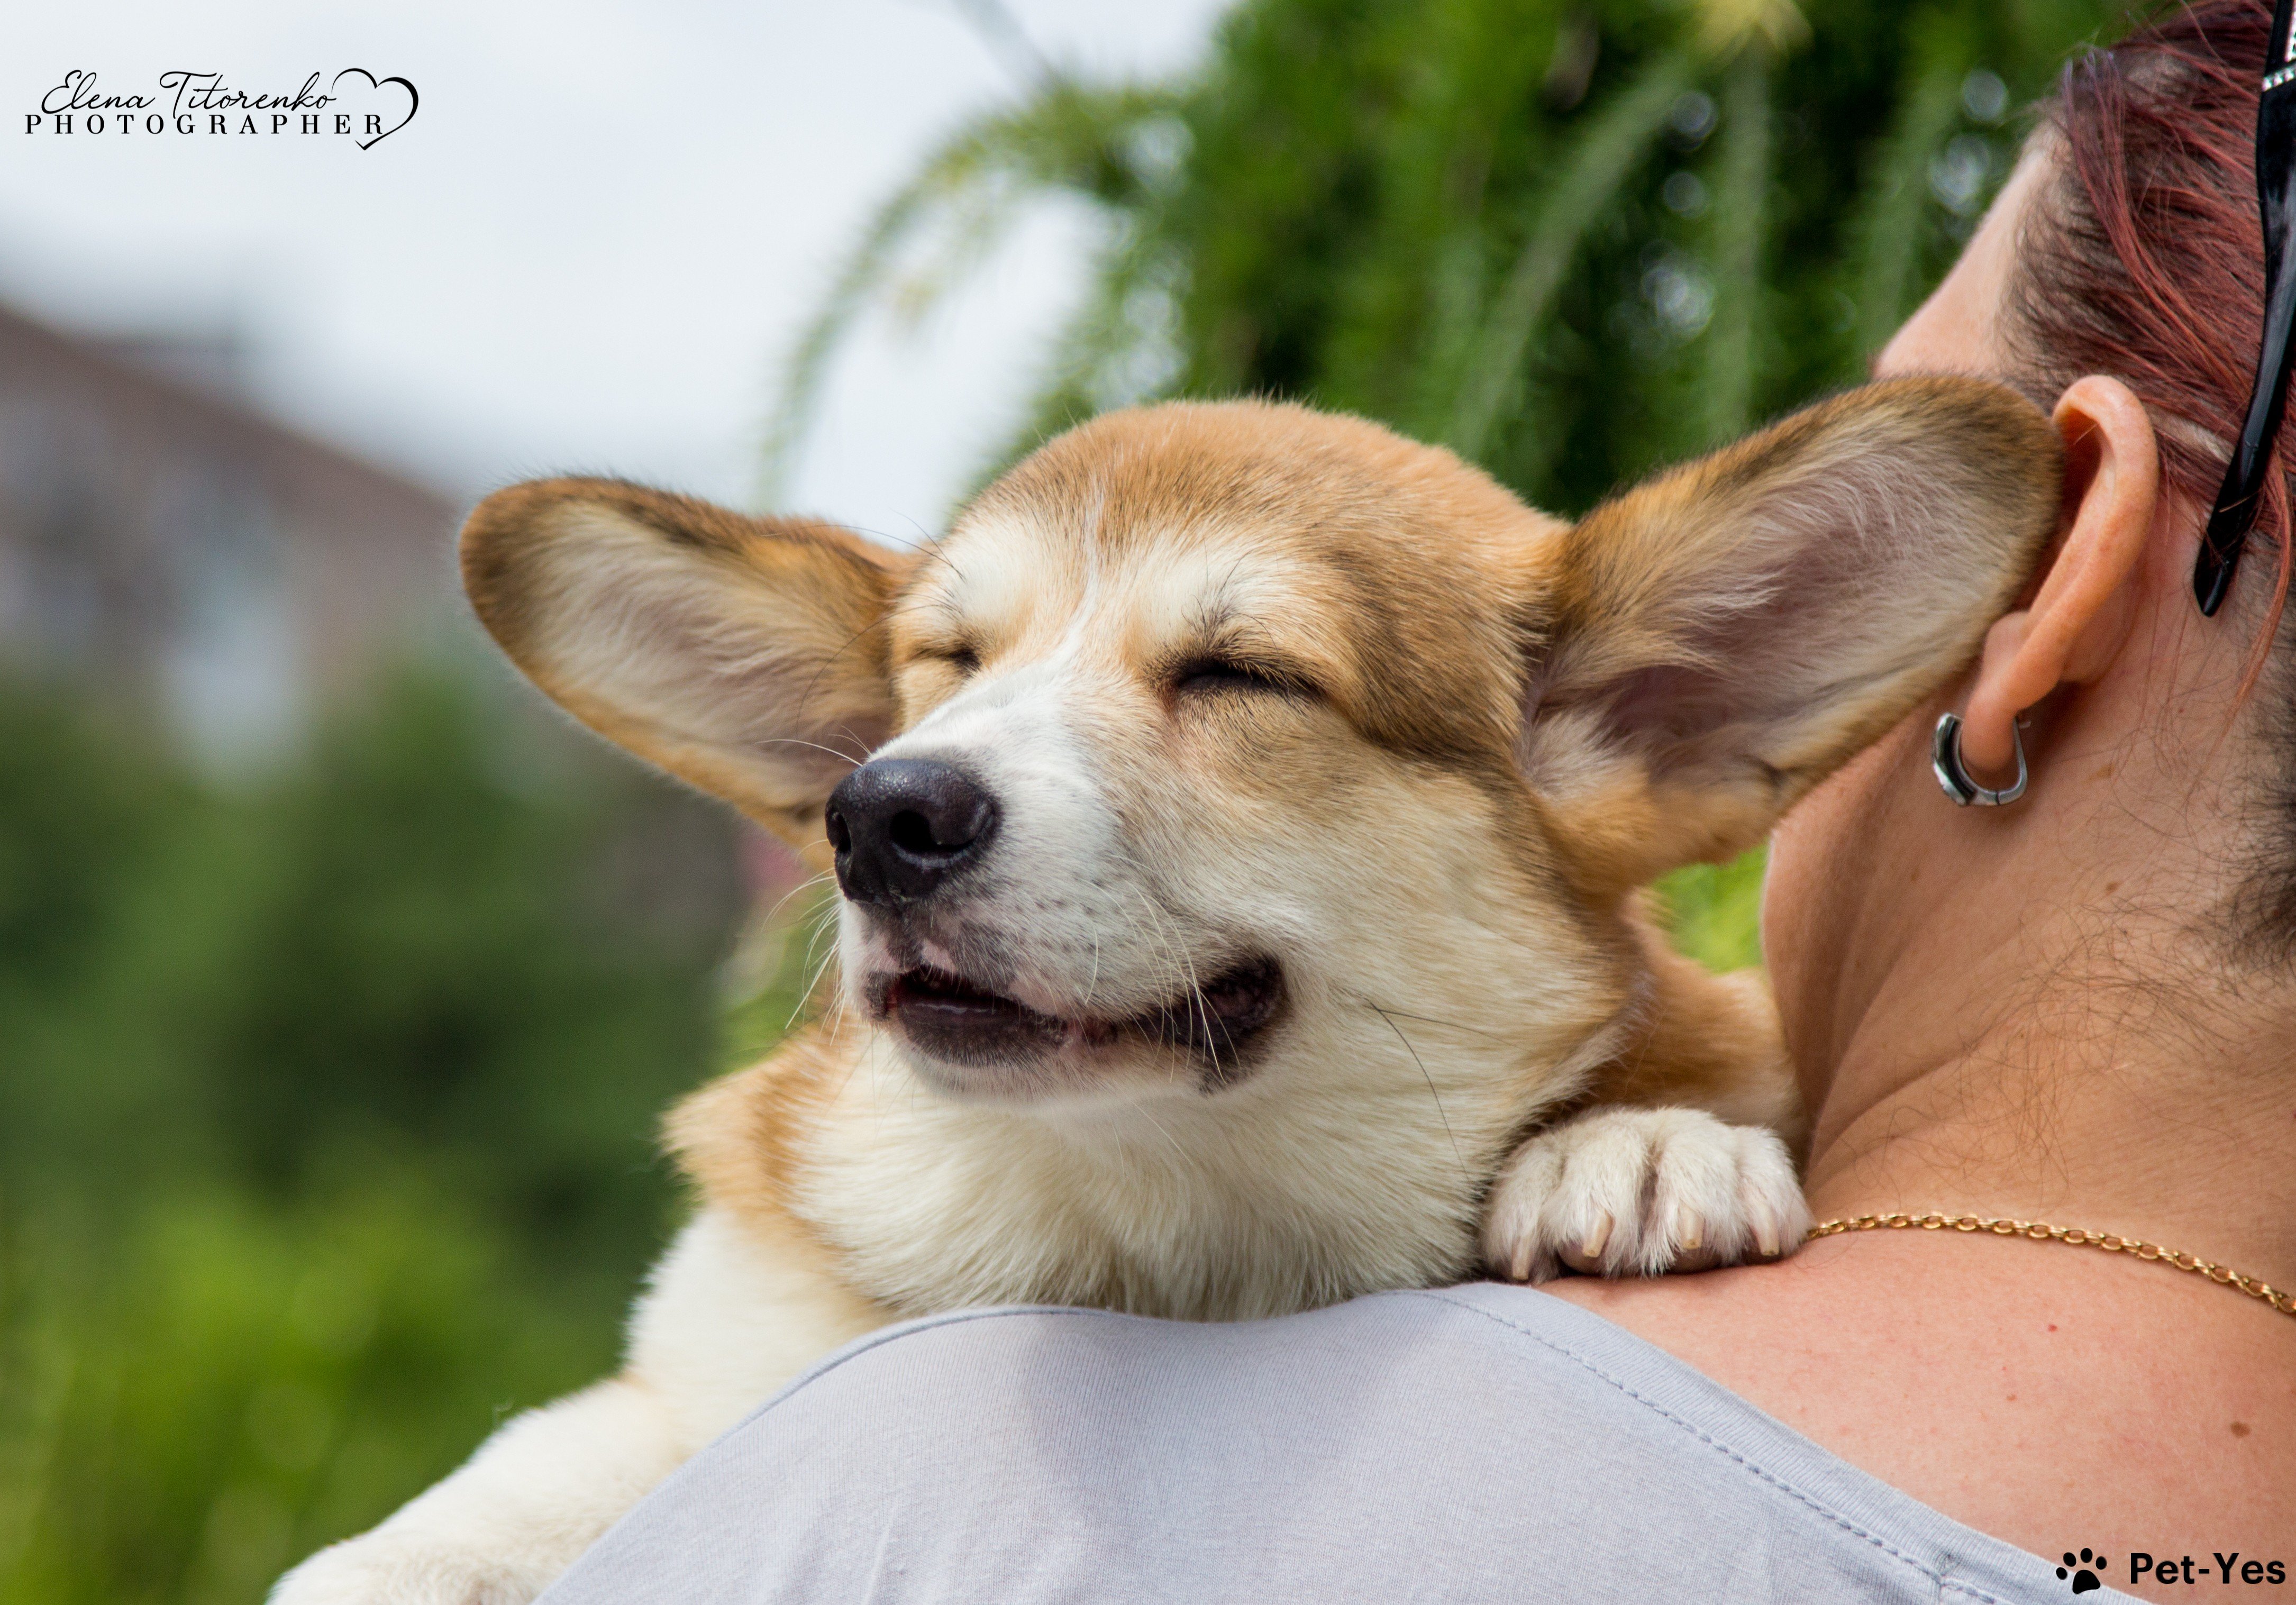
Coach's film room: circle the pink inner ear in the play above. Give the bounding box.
[1514,381,2056,871]
[1596,660,1761,772]
[1596,554,1821,780]
[1532,440,1992,787]
[517,506,905,817]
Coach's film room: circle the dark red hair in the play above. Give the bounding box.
[2007,0,2294,651]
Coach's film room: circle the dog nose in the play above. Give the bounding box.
[825,759,999,907]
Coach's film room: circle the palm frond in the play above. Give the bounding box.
[1848,15,1976,360]
[766,0,2129,528]
[1444,50,1694,462]
[1702,46,1773,446]
[1695,0,1810,55]
[757,81,1183,506]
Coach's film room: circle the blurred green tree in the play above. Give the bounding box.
[0,669,751,1604]
[774,0,2126,511]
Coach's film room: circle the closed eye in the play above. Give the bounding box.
[931,643,981,675]
[1170,656,1311,698]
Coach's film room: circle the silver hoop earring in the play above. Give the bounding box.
[1931,712,2028,807]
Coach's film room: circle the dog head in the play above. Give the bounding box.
[462,381,2058,1118]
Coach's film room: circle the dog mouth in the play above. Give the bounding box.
[877,957,1285,1082]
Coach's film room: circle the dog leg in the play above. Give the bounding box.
[269,1373,683,1605]
[1479,909,1814,1283]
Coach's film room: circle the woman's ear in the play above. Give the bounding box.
[1955,376,2160,777]
[460,477,916,847]
[1517,376,2064,894]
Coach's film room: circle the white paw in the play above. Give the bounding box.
[270,1533,547,1605]
[1481,1106,1810,1282]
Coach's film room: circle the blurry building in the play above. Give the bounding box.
[0,298,462,766]
[0,296,794,956]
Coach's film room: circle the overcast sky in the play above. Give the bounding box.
[0,0,1229,542]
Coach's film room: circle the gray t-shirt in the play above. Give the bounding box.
[542,1282,2121,1603]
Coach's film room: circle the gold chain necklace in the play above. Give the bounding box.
[1807,1212,2296,1320]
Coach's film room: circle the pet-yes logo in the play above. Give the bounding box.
[24,70,418,149]
[2057,1546,2289,1594]
[2057,1547,2108,1594]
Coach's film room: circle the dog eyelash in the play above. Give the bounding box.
[931,644,981,674]
[1170,656,1309,698]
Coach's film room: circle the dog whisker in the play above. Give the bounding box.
[1370,1002,1470,1183]
[763,869,837,925]
[1355,1003,1510,1041]
[753,735,872,768]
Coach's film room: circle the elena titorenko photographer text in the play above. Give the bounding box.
[24,70,417,149]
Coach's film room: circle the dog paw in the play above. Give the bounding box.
[270,1534,546,1605]
[1481,1106,1809,1282]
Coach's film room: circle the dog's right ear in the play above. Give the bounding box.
[460,478,913,845]
[1515,377,2063,896]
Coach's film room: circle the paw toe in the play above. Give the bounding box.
[1482,1108,1809,1281]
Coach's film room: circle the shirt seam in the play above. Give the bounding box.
[1414,1290,2027,1605]
[733,1296,2042,1605]
[723,1304,1148,1437]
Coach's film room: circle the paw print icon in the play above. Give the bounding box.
[2057,1548,2108,1594]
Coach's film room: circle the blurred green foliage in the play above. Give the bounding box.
[0,671,749,1604]
[1659,847,1768,973]
[773,0,2127,514]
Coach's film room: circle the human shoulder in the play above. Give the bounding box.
[1540,1232,2296,1582]
[544,1284,2098,1604]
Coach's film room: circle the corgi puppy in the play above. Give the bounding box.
[275,378,2059,1604]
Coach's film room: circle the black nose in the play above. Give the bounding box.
[824,759,998,907]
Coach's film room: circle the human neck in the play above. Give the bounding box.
[1796,758,2296,1293]
[1804,1032,2296,1291]
[1762,566,2296,1284]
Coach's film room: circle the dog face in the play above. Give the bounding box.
[462,382,2059,1120]
[832,406,1583,1106]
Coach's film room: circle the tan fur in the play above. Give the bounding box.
[1519,381,2061,890]
[461,479,913,852]
[275,378,2060,1605]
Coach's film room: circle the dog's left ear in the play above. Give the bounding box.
[459,477,914,847]
[1518,376,2063,895]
